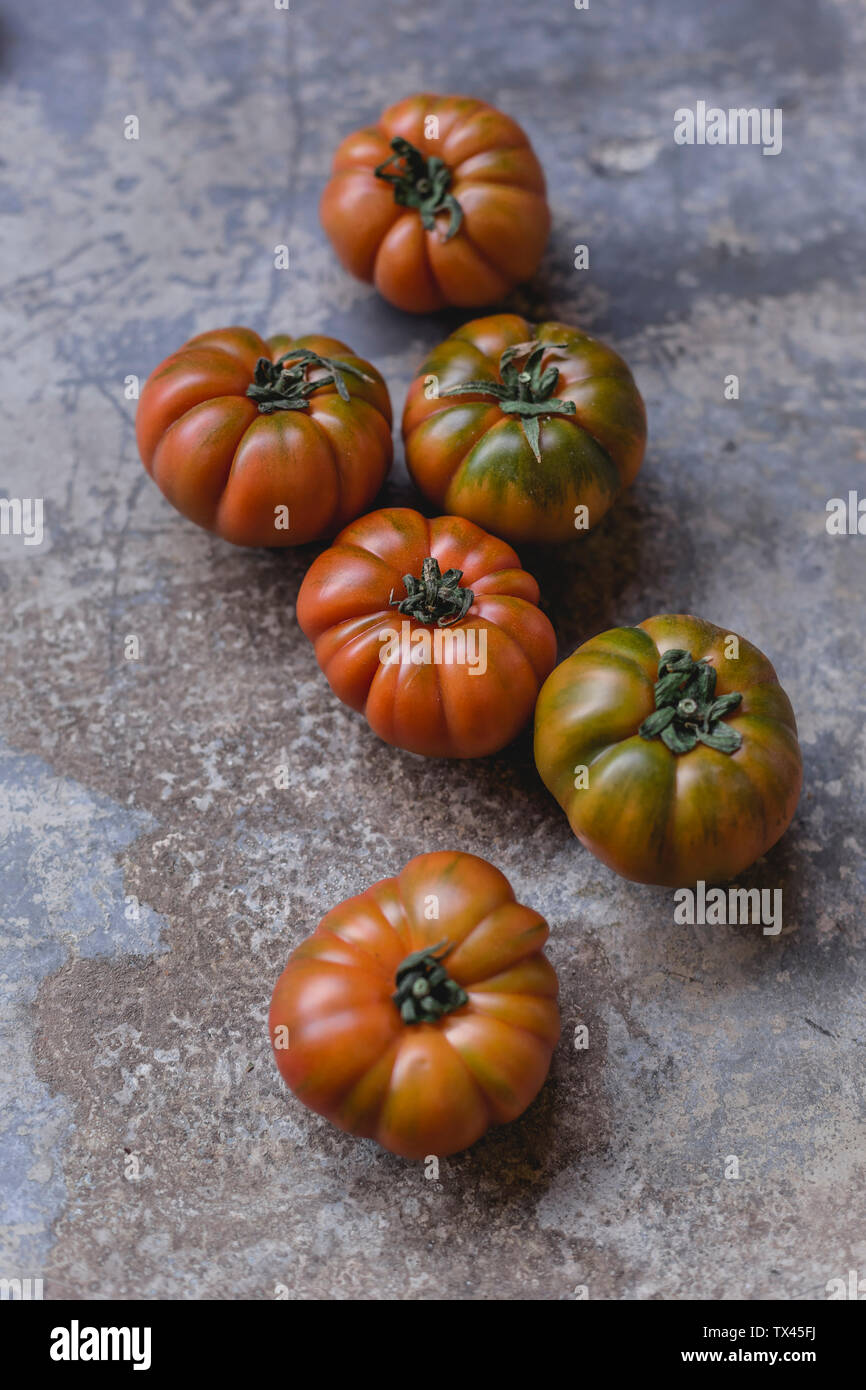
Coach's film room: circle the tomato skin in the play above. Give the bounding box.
[534,615,803,886]
[136,326,392,547]
[268,851,560,1159]
[296,507,557,758]
[403,314,647,546]
[320,94,550,313]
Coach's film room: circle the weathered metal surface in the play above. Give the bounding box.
[1,0,864,1299]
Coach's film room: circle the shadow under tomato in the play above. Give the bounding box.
[519,489,647,659]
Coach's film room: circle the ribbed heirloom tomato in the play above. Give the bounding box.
[403,314,646,545]
[269,852,560,1159]
[320,93,550,313]
[534,615,803,886]
[136,326,392,546]
[296,507,557,758]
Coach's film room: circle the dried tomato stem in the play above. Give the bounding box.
[245,349,371,414]
[389,557,474,628]
[638,649,744,755]
[374,136,463,240]
[440,340,577,463]
[393,941,468,1024]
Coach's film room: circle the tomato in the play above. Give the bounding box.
[534,615,803,886]
[269,851,560,1159]
[296,507,556,758]
[136,326,392,547]
[320,94,550,313]
[402,313,647,546]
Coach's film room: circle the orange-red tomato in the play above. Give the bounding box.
[534,615,803,885]
[269,851,560,1159]
[296,507,557,758]
[320,93,550,313]
[403,313,647,545]
[136,326,392,547]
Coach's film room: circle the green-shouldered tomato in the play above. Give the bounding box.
[403,313,646,546]
[534,615,802,885]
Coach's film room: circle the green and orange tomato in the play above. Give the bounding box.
[402,313,647,546]
[296,507,556,758]
[534,615,803,885]
[269,851,560,1159]
[136,326,392,547]
[320,94,550,313]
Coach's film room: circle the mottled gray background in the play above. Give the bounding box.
[1,0,864,1301]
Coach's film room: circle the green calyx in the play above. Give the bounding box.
[389,556,474,627]
[441,340,577,463]
[374,136,463,240]
[638,649,743,755]
[245,348,372,414]
[393,941,468,1025]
